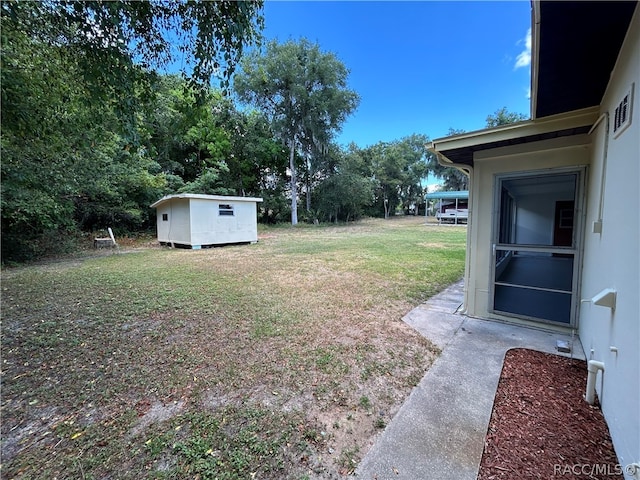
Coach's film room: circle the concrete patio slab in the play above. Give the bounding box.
[355,281,585,480]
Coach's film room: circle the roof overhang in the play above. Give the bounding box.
[428,107,599,167]
[531,1,637,119]
[428,1,637,168]
[425,190,469,200]
[151,194,263,208]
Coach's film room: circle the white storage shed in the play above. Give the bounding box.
[150,194,263,249]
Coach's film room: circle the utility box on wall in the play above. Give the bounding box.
[150,194,263,249]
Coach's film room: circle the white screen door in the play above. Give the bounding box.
[491,169,583,326]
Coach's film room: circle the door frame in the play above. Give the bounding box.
[488,166,587,327]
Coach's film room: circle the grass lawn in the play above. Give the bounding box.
[1,216,467,479]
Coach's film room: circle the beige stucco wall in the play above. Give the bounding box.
[578,8,639,472]
[465,135,591,330]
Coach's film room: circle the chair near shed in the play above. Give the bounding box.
[93,227,118,248]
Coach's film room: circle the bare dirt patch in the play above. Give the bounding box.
[1,218,460,478]
[128,400,186,438]
[478,349,623,480]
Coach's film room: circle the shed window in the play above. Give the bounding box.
[162,213,168,221]
[219,204,234,216]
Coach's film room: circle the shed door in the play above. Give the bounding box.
[490,170,583,326]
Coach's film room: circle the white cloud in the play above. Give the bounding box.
[514,28,531,69]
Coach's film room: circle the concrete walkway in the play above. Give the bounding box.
[355,281,585,480]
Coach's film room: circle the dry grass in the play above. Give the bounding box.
[1,217,467,479]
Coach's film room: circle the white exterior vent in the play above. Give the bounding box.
[219,203,235,216]
[613,84,633,138]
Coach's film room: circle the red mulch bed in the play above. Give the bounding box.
[477,348,623,480]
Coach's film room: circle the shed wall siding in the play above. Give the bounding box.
[189,199,259,246]
[156,198,191,244]
[578,9,639,469]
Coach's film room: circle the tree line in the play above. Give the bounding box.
[1,2,526,262]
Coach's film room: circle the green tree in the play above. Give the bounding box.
[429,128,469,191]
[180,94,232,188]
[314,145,374,222]
[2,1,264,99]
[141,75,194,184]
[141,76,231,192]
[0,29,166,260]
[364,135,431,218]
[391,134,430,214]
[140,75,288,200]
[224,111,288,197]
[1,1,265,262]
[486,107,528,127]
[234,38,359,225]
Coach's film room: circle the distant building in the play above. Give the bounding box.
[425,190,469,224]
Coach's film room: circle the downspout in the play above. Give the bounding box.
[583,114,610,407]
[585,360,605,405]
[587,112,609,234]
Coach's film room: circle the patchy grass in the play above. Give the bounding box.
[1,216,466,478]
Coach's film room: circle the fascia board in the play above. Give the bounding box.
[151,194,264,208]
[428,106,599,155]
[531,1,542,120]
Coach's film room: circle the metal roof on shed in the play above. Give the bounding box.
[425,191,469,200]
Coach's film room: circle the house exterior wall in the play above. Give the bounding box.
[434,5,638,475]
[464,8,639,471]
[578,9,639,471]
[155,198,191,244]
[466,134,591,330]
[189,198,259,246]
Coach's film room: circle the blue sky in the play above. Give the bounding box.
[258,1,533,148]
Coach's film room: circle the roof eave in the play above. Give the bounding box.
[151,194,264,208]
[425,191,469,200]
[427,106,599,166]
